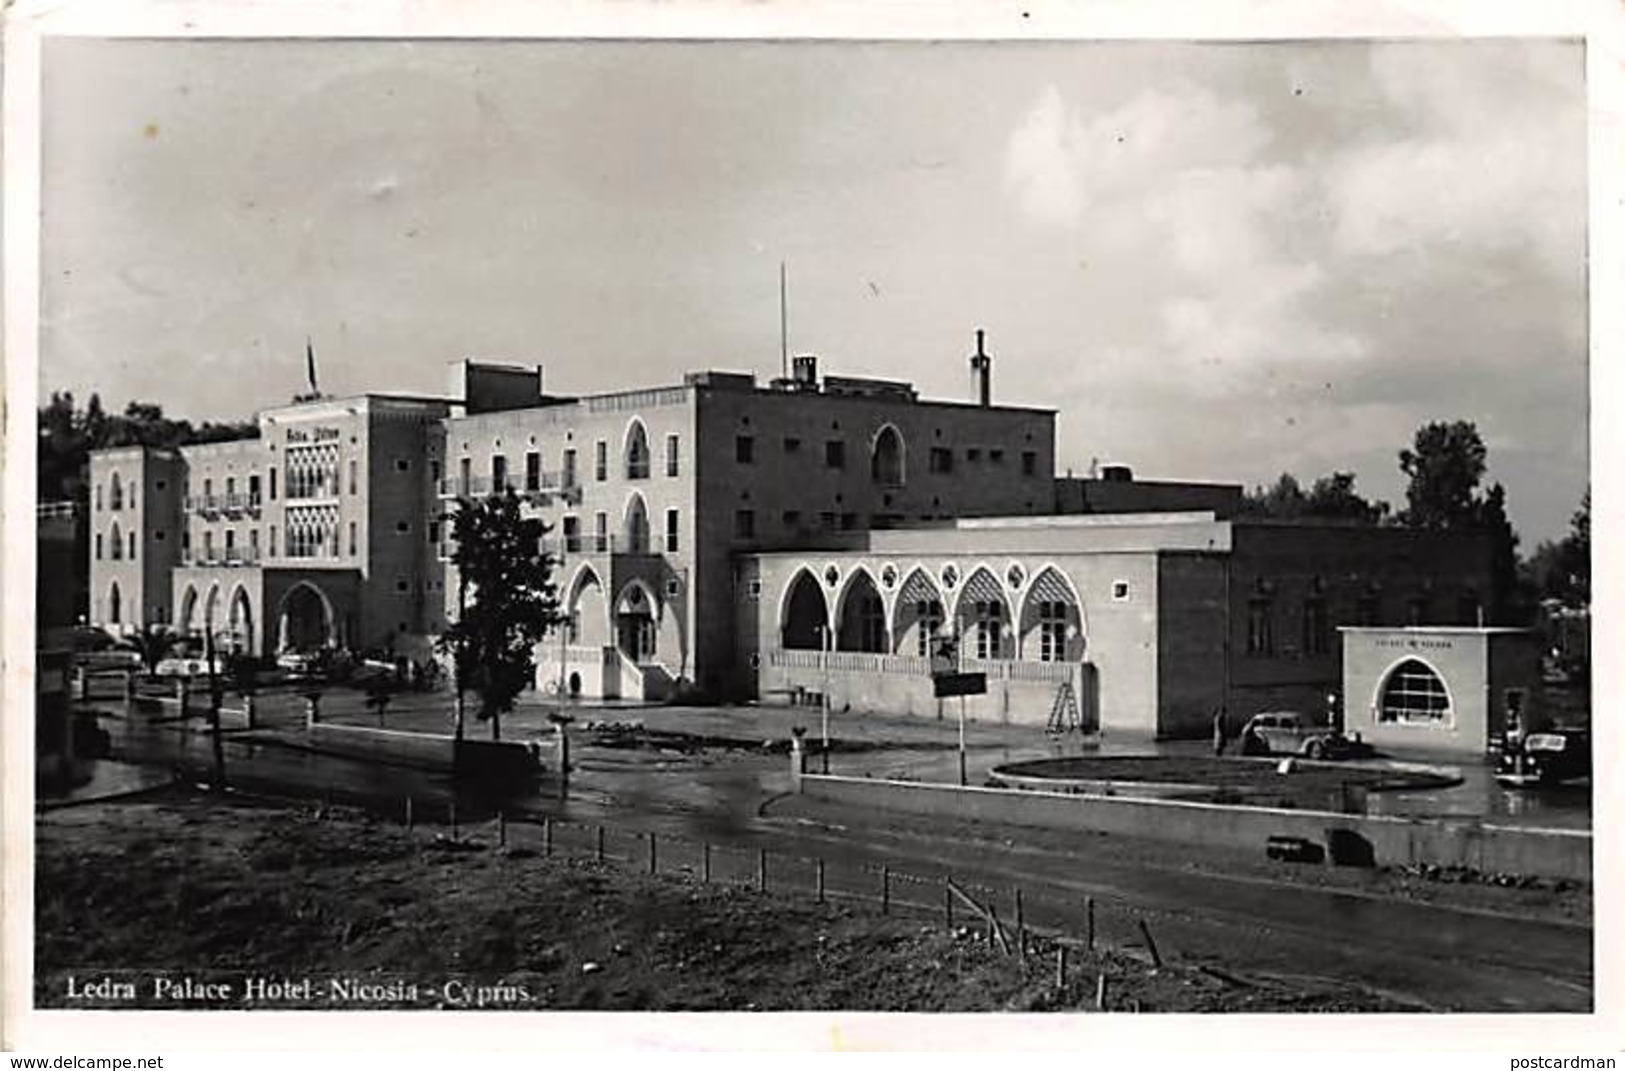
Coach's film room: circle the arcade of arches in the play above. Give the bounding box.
[778,564,1085,663]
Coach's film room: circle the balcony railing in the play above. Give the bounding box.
[179,547,262,567]
[438,472,581,504]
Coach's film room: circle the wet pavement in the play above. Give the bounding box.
[76,683,1592,829]
[62,689,1595,1012]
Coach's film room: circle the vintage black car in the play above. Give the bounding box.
[1495,728,1591,787]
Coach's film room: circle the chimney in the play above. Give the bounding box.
[970,329,992,407]
[792,354,819,390]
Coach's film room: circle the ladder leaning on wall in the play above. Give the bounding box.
[1046,677,1081,735]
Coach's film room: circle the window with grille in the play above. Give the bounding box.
[1247,598,1274,656]
[1379,659,1452,724]
[665,434,680,477]
[735,435,754,464]
[1302,597,1330,656]
[972,600,1004,660]
[856,594,886,652]
[915,600,945,657]
[1038,600,1068,662]
[594,441,608,482]
[665,508,679,553]
[525,452,541,491]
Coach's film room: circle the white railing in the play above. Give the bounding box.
[766,648,1077,682]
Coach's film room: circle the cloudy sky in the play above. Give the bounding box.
[39,36,1587,543]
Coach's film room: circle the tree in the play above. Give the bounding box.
[134,623,178,679]
[436,490,564,742]
[1241,471,1388,523]
[1396,420,1527,623]
[1397,420,1487,529]
[1524,489,1590,605]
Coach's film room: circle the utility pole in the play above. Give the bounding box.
[454,564,467,743]
[203,624,226,791]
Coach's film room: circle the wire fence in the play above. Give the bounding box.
[374,794,1170,1002]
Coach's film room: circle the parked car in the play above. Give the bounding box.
[1496,727,1590,787]
[1238,711,1372,760]
[276,649,324,677]
[153,653,226,678]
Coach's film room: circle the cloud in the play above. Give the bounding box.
[1327,44,1584,275]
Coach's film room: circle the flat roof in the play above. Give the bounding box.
[1338,626,1535,635]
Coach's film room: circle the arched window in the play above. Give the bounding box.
[108,582,122,625]
[624,421,651,480]
[109,473,124,511]
[623,493,650,554]
[1379,659,1452,724]
[871,425,905,486]
[109,521,123,560]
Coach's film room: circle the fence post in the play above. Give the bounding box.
[175,678,189,720]
[881,867,890,915]
[498,811,508,849]
[648,831,657,874]
[449,798,458,840]
[758,848,768,891]
[1095,973,1107,1011]
[1086,896,1096,952]
[543,816,553,857]
[1015,887,1026,960]
[944,881,954,930]
[816,858,826,903]
[595,824,605,863]
[404,795,414,831]
[1055,945,1067,989]
[1137,919,1163,969]
[702,842,711,883]
[242,694,256,729]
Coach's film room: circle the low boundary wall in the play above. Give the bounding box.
[797,773,1591,881]
[308,723,540,784]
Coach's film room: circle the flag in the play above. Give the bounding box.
[305,336,318,395]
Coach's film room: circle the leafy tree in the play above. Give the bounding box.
[1524,489,1590,605]
[1241,471,1388,523]
[436,490,563,742]
[134,623,178,679]
[1397,420,1487,529]
[1396,420,1529,622]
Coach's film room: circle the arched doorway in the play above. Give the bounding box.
[835,569,887,652]
[228,586,255,655]
[623,493,650,554]
[892,567,945,657]
[954,566,1011,661]
[780,569,828,650]
[107,581,122,626]
[871,425,905,486]
[1018,567,1085,662]
[568,566,608,648]
[614,581,658,662]
[277,582,335,652]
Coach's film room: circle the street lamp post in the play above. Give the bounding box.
[821,624,831,774]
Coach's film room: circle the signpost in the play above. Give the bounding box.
[930,633,984,786]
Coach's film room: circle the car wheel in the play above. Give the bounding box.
[1306,741,1325,760]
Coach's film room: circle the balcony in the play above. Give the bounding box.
[437,472,582,505]
[221,492,262,518]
